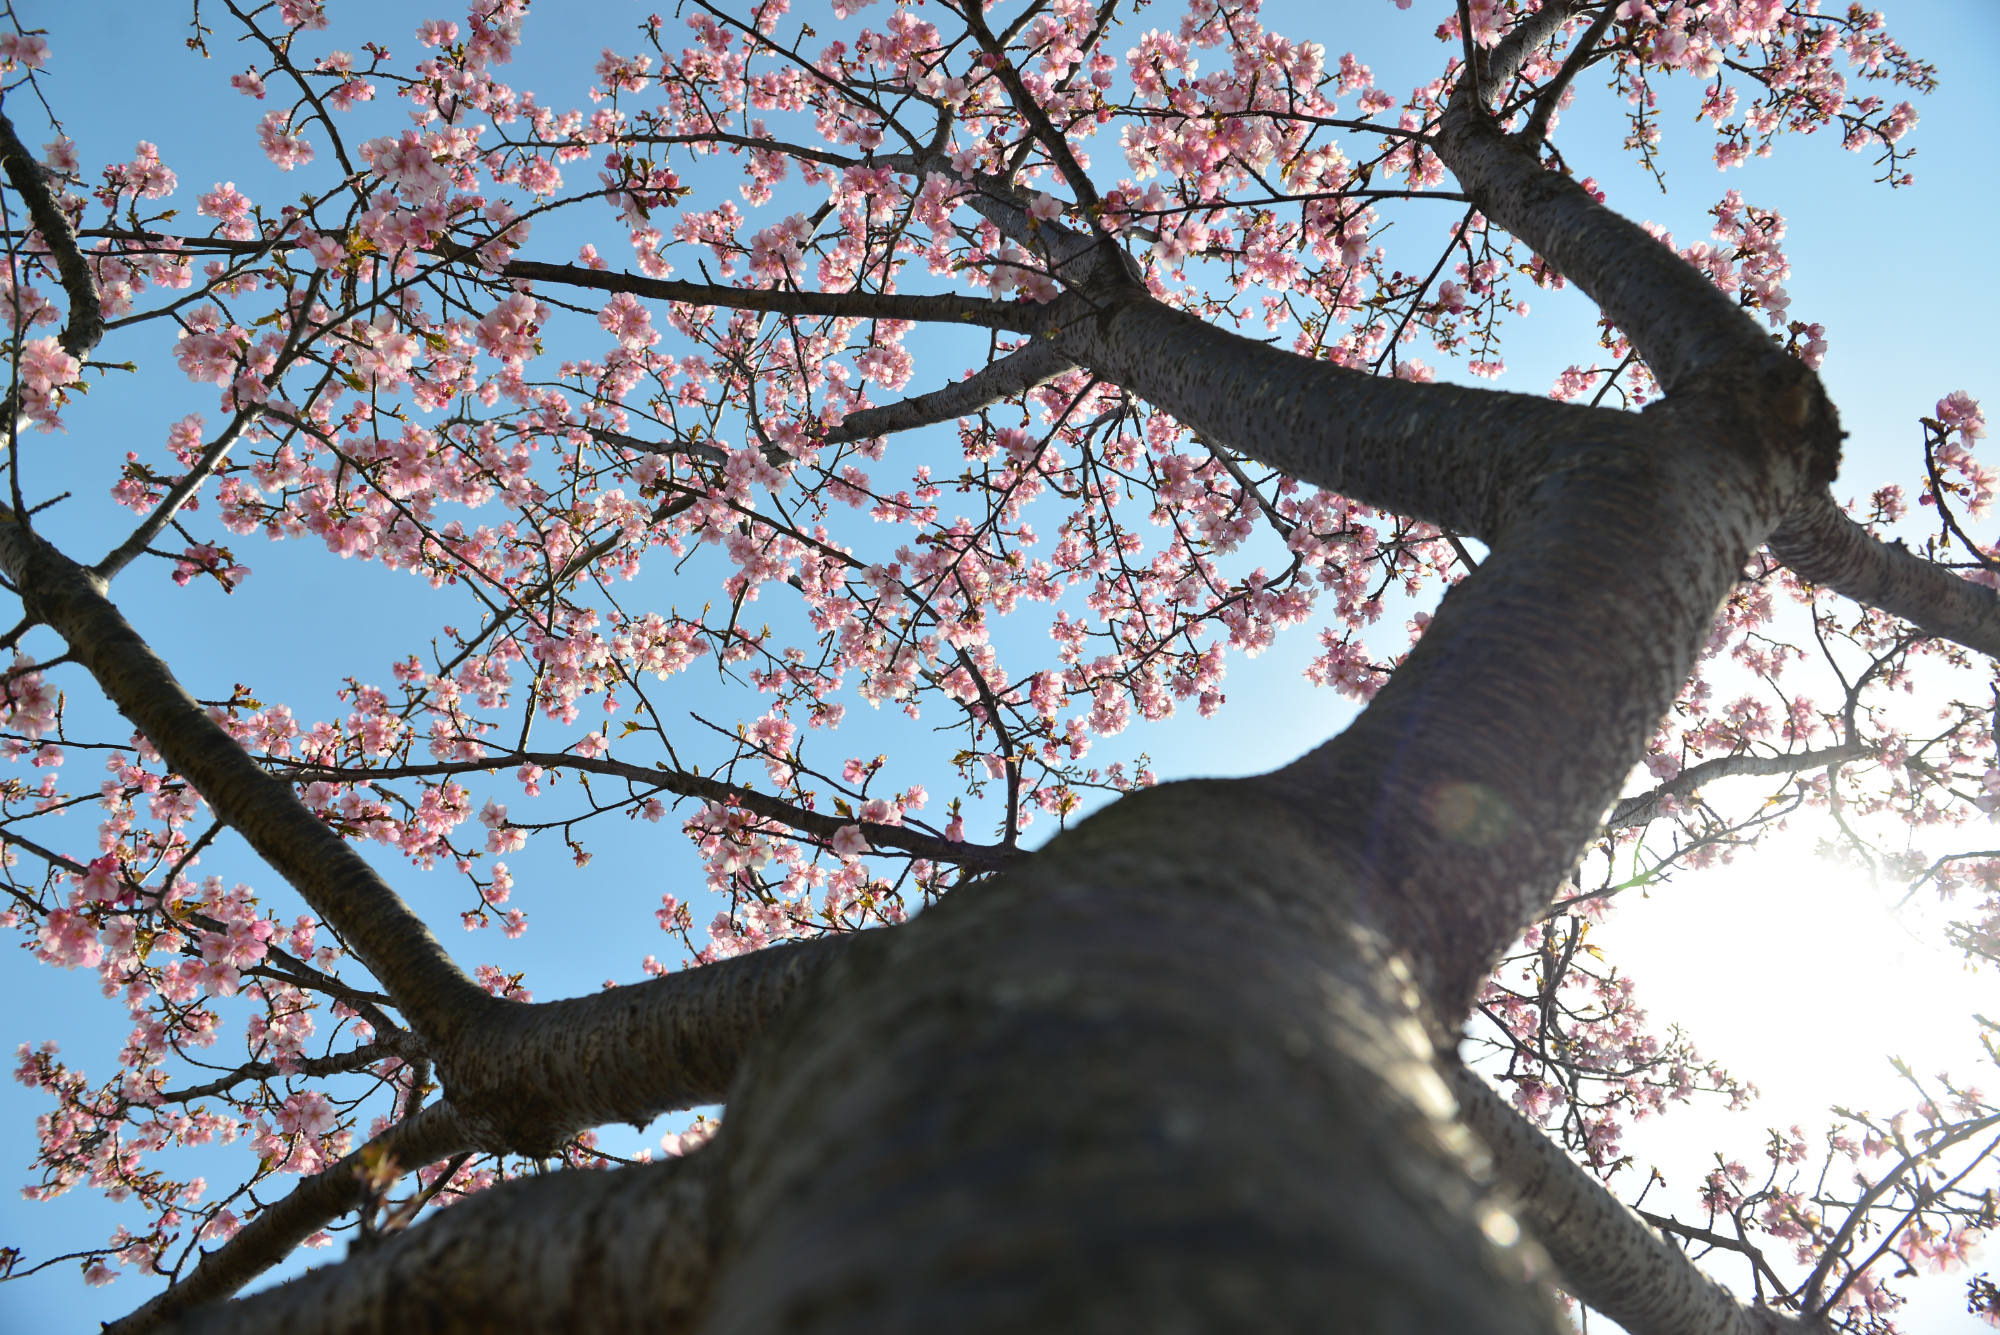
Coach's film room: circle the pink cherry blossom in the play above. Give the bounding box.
[0,32,45,70]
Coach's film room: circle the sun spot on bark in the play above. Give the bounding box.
[1480,1206,1521,1248]
[1423,781,1513,846]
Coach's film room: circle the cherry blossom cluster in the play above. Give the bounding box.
[1472,908,1752,1177]
[1678,1072,2000,1330]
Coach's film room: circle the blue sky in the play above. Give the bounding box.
[1,0,1996,1329]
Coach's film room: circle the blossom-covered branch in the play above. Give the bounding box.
[104,1100,474,1335]
[1451,1065,1812,1335]
[1605,742,1866,832]
[0,520,494,1042]
[826,337,1078,445]
[0,108,101,358]
[277,753,1024,873]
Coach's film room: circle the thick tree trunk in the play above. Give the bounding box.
[701,779,1563,1334]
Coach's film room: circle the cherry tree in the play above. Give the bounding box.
[0,0,1996,1330]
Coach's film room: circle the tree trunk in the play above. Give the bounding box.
[701,779,1562,1334]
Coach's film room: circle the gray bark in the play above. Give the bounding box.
[157,1148,714,1335]
[1771,488,2000,656]
[442,936,851,1153]
[1043,285,1600,542]
[139,925,1824,1335]
[702,780,1564,1335]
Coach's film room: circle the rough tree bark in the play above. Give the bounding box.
[8,5,1992,1332]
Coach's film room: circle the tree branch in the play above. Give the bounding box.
[1455,0,1484,110]
[0,108,103,359]
[6,223,1047,335]
[97,407,261,580]
[0,518,495,1045]
[960,3,1105,224]
[1481,0,1582,105]
[1433,78,1826,415]
[279,752,1026,873]
[107,1101,474,1335]
[1520,4,1614,147]
[497,258,1047,332]
[1041,286,1623,540]
[1605,742,1866,831]
[441,934,858,1151]
[825,337,1077,444]
[149,1147,714,1335]
[1770,488,2000,658]
[588,427,729,467]
[1449,1066,1818,1335]
[155,1040,402,1105]
[877,150,1104,275]
[618,129,861,170]
[117,930,859,1327]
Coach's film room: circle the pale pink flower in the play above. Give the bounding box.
[477,293,545,363]
[18,335,80,430]
[275,1090,337,1137]
[196,960,240,996]
[197,183,255,242]
[41,136,77,175]
[360,132,451,203]
[279,0,328,30]
[1940,391,1987,440]
[36,908,102,969]
[256,113,314,171]
[661,1116,718,1157]
[73,856,120,905]
[597,292,657,349]
[0,32,48,70]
